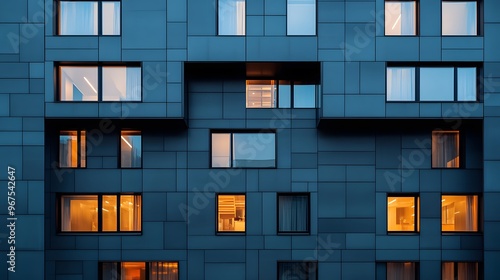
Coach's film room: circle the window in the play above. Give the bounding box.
[59,65,141,101]
[442,262,479,280]
[121,131,142,168]
[58,1,120,35]
[387,196,419,232]
[385,1,417,35]
[287,0,316,35]
[442,1,477,35]
[278,262,317,280]
[60,194,141,232]
[218,0,245,35]
[59,130,86,168]
[101,262,179,280]
[386,67,477,102]
[278,194,309,234]
[441,195,478,232]
[246,80,317,108]
[217,194,245,232]
[211,132,276,168]
[387,262,417,280]
[432,131,460,168]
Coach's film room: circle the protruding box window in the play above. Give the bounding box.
[121,131,142,168]
[387,196,419,232]
[432,131,460,168]
[385,1,417,35]
[441,195,478,232]
[59,130,86,168]
[59,1,120,35]
[246,80,317,108]
[442,1,477,36]
[218,0,246,35]
[217,194,245,232]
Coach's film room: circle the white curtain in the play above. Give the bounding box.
[387,67,415,101]
[219,0,246,35]
[279,196,308,232]
[442,2,477,35]
[401,2,415,35]
[457,68,477,101]
[102,2,121,35]
[60,2,98,35]
[126,67,142,101]
[387,263,416,280]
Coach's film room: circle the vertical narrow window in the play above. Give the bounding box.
[385,1,417,35]
[457,67,477,101]
[59,130,86,168]
[121,131,142,168]
[212,133,231,167]
[420,67,455,101]
[103,67,141,101]
[59,1,98,35]
[102,195,117,231]
[102,2,121,35]
[61,195,98,232]
[441,195,478,232]
[278,194,310,233]
[217,194,246,232]
[387,196,419,232]
[442,1,477,35]
[432,131,460,168]
[278,262,318,280]
[246,80,277,108]
[287,0,316,35]
[387,262,417,280]
[442,262,479,280]
[101,262,179,280]
[386,67,416,101]
[218,0,246,35]
[120,195,142,231]
[278,81,292,108]
[60,66,99,101]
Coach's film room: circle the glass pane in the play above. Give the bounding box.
[457,68,477,101]
[385,2,416,35]
[218,195,245,232]
[278,195,309,232]
[219,0,246,35]
[80,131,86,168]
[122,262,146,280]
[442,196,478,232]
[120,195,141,231]
[102,195,117,231]
[150,262,179,280]
[278,81,291,108]
[387,67,415,101]
[293,84,316,108]
[59,131,78,167]
[278,262,317,280]
[61,195,98,231]
[60,66,98,101]
[442,2,477,35]
[102,2,121,35]
[102,262,119,280]
[432,131,460,168]
[287,0,316,35]
[420,68,454,101]
[233,133,275,168]
[387,262,416,280]
[121,131,142,168]
[212,133,231,167]
[387,197,416,231]
[59,1,98,35]
[103,67,142,101]
[442,262,478,280]
[246,80,277,108]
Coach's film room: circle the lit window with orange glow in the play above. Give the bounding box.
[121,131,142,168]
[217,195,245,232]
[61,195,98,232]
[387,196,419,232]
[101,262,179,280]
[387,262,417,280]
[442,262,478,280]
[432,131,460,168]
[59,130,86,168]
[246,80,276,108]
[441,195,478,232]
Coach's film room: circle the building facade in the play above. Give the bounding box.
[0,0,499,279]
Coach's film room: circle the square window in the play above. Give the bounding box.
[278,262,317,280]
[101,262,179,280]
[287,0,316,35]
[217,194,245,232]
[387,67,416,101]
[121,131,142,168]
[420,68,454,101]
[102,67,142,101]
[442,262,479,280]
[432,131,460,168]
[441,195,478,232]
[59,130,86,168]
[278,194,310,233]
[293,84,316,108]
[60,66,99,101]
[387,262,417,280]
[59,1,120,36]
[387,196,419,232]
[442,2,477,36]
[246,80,277,108]
[218,0,246,35]
[61,195,98,231]
[385,1,417,35]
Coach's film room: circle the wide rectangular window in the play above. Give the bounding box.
[61,194,141,232]
[442,1,477,36]
[385,1,417,35]
[278,194,309,234]
[246,80,317,108]
[101,262,179,280]
[432,131,460,168]
[387,196,419,232]
[442,262,478,280]
[218,0,245,35]
[387,67,416,101]
[217,194,245,232]
[59,130,86,168]
[59,1,120,35]
[387,262,417,280]
[59,65,141,101]
[441,195,478,232]
[278,262,317,280]
[287,0,316,35]
[121,131,142,168]
[211,132,276,168]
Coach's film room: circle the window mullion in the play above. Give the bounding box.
[117,194,121,232]
[98,194,102,232]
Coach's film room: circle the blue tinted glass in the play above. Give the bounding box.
[219,0,246,35]
[442,2,477,35]
[420,68,454,101]
[457,68,476,101]
[287,0,316,35]
[387,67,415,101]
[60,2,98,35]
[279,84,291,108]
[293,85,316,108]
[121,132,141,168]
[102,2,120,35]
[233,133,275,167]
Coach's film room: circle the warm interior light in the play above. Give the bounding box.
[121,136,132,148]
[392,14,401,30]
[388,199,397,205]
[84,76,97,94]
[442,199,446,202]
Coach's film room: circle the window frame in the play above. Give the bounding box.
[384,0,419,36]
[441,0,479,36]
[58,130,87,168]
[217,0,246,36]
[216,193,246,234]
[431,130,463,169]
[386,194,420,234]
[442,262,482,280]
[99,261,179,280]
[120,130,142,169]
[56,0,122,36]
[441,194,481,233]
[245,80,318,109]
[57,63,143,102]
[58,193,142,233]
[277,193,311,235]
[286,0,317,36]
[277,261,318,280]
[386,262,419,280]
